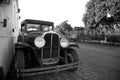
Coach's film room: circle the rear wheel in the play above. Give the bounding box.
[67,49,79,72]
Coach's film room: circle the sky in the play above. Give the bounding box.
[19,0,89,27]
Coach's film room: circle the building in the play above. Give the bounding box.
[0,0,19,77]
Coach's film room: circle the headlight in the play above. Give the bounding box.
[60,38,68,48]
[34,36,45,48]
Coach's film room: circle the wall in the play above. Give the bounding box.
[0,0,19,75]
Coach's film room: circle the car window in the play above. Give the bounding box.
[42,25,53,32]
[27,24,40,31]
[26,23,53,32]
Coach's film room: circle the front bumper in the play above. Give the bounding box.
[17,62,79,77]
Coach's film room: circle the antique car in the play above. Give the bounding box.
[8,19,79,79]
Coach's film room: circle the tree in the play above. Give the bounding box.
[82,0,120,29]
[56,20,73,33]
[60,20,73,32]
[82,0,96,28]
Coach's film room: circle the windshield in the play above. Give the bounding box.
[27,23,53,32]
[27,24,40,31]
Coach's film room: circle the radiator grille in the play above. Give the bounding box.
[42,33,60,59]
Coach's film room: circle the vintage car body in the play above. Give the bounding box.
[8,19,79,79]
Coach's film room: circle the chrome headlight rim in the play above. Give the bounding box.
[34,36,45,48]
[60,38,68,48]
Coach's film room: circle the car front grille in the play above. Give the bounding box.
[42,33,60,59]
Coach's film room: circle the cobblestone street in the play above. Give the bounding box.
[25,43,120,80]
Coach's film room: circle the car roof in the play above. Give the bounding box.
[21,19,54,26]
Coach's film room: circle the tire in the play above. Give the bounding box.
[67,49,79,72]
[0,67,5,80]
[17,49,25,69]
[16,49,25,80]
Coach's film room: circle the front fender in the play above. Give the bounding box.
[68,42,79,48]
[15,42,31,48]
[15,42,41,66]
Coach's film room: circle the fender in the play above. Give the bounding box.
[15,42,31,49]
[68,42,79,48]
[15,42,35,58]
[15,42,41,66]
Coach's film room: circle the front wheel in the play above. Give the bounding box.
[67,49,79,72]
[16,49,25,80]
[17,49,25,69]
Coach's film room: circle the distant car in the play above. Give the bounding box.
[7,19,79,79]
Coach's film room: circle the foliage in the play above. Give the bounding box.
[82,0,120,29]
[60,20,73,31]
[106,35,120,43]
[78,34,120,43]
[55,20,73,35]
